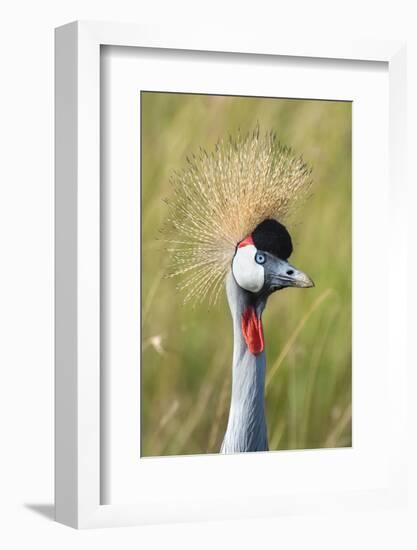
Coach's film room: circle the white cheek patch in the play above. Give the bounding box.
[232,245,264,293]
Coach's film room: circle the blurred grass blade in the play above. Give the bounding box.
[324,403,352,447]
[266,288,334,390]
[142,269,164,323]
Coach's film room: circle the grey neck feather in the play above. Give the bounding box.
[221,271,268,453]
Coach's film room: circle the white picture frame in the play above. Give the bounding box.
[55,21,407,529]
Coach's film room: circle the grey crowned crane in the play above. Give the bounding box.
[166,129,314,454]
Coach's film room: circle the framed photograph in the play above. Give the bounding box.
[55,21,407,528]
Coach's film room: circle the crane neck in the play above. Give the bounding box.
[221,271,268,453]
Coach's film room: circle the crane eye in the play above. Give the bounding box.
[255,252,266,265]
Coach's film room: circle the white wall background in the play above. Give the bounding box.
[0,1,415,548]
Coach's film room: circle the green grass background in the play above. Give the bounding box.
[141,92,352,456]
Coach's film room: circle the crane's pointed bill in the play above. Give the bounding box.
[269,259,315,289]
[284,264,315,288]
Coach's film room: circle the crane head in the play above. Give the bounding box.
[231,219,314,296]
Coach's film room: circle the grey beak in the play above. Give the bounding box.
[286,265,315,288]
[269,259,315,290]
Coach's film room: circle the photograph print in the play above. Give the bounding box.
[141,91,352,457]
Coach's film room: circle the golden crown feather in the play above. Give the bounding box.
[164,128,312,305]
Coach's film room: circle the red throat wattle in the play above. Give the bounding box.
[241,306,264,355]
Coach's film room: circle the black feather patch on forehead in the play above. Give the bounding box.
[252,219,293,260]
